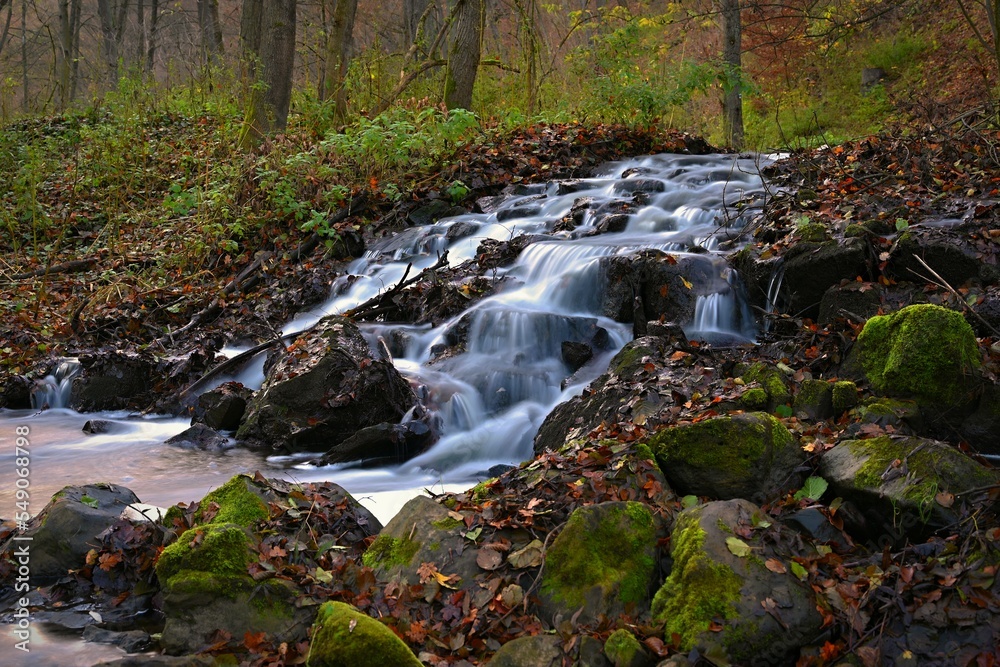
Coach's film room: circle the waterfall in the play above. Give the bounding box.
[687,269,757,343]
[30,359,81,410]
[764,261,787,332]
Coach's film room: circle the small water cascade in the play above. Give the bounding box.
[763,261,787,332]
[30,358,81,410]
[687,269,758,343]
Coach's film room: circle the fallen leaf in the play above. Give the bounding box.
[726,536,752,558]
[765,558,787,574]
[508,539,544,569]
[476,548,503,570]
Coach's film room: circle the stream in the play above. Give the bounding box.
[1,151,769,665]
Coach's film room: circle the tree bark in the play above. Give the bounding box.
[241,0,297,145]
[198,0,225,64]
[720,0,744,150]
[0,1,11,60]
[97,0,130,87]
[324,0,357,123]
[58,0,71,108]
[146,0,159,74]
[443,0,482,110]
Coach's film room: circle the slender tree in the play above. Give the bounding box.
[444,0,482,109]
[198,0,225,65]
[720,0,744,149]
[0,0,12,60]
[324,0,358,123]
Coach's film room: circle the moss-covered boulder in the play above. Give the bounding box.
[793,379,833,421]
[646,412,804,502]
[0,483,139,584]
[852,397,923,433]
[538,501,661,623]
[818,436,998,544]
[305,601,421,667]
[604,628,654,667]
[362,495,482,588]
[236,316,416,455]
[739,362,791,411]
[855,304,980,412]
[650,500,820,666]
[831,380,859,415]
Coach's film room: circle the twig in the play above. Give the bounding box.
[908,255,1000,338]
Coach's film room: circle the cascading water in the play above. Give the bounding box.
[30,358,81,410]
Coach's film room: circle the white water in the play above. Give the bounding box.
[3,152,770,521]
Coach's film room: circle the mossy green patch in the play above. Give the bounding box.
[604,628,645,667]
[857,304,979,409]
[195,475,269,527]
[541,501,657,610]
[611,342,655,376]
[361,534,420,569]
[306,601,421,667]
[651,510,742,649]
[831,381,858,414]
[795,222,830,243]
[793,379,833,418]
[155,523,254,584]
[740,387,769,410]
[741,363,791,409]
[430,516,463,531]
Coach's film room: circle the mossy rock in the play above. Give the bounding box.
[194,474,271,526]
[646,412,804,501]
[856,304,980,412]
[538,501,661,623]
[795,222,831,243]
[604,628,653,667]
[740,362,791,411]
[819,436,998,544]
[853,397,923,431]
[489,634,564,667]
[739,387,769,411]
[651,500,820,665]
[782,238,869,319]
[793,379,833,421]
[831,381,859,414]
[306,602,421,667]
[155,523,254,584]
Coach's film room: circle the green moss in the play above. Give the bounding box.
[541,501,657,610]
[858,304,980,409]
[647,412,791,480]
[361,534,420,569]
[844,224,864,238]
[162,570,253,600]
[633,442,656,464]
[651,511,742,649]
[611,342,654,375]
[832,381,859,413]
[740,387,769,410]
[796,222,830,243]
[848,437,996,517]
[155,523,254,584]
[307,601,421,667]
[604,629,645,667]
[195,475,269,527]
[470,478,496,503]
[430,516,462,531]
[741,363,791,408]
[794,380,832,415]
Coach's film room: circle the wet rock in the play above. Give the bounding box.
[306,601,422,667]
[961,382,1000,454]
[318,418,433,465]
[784,507,852,553]
[818,436,998,545]
[408,200,466,226]
[646,412,804,502]
[83,419,114,434]
[164,423,231,451]
[82,625,152,653]
[236,316,415,455]
[818,281,884,325]
[782,238,871,319]
[91,657,216,667]
[1,484,139,583]
[612,178,666,194]
[489,634,564,667]
[651,500,821,666]
[71,351,157,412]
[476,234,548,271]
[497,203,543,222]
[888,231,991,288]
[190,381,252,431]
[604,628,654,667]
[445,220,480,240]
[852,304,980,413]
[0,374,32,409]
[538,501,661,624]
[561,340,593,371]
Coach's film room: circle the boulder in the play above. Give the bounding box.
[739,362,791,411]
[818,436,998,545]
[561,340,594,371]
[831,381,859,415]
[782,239,870,319]
[71,351,157,412]
[853,304,980,413]
[488,635,564,667]
[164,423,231,451]
[306,601,421,667]
[538,502,661,624]
[818,282,883,325]
[888,231,991,289]
[190,381,252,431]
[236,316,416,454]
[793,379,834,421]
[1,483,139,583]
[646,412,804,502]
[604,628,655,667]
[650,500,821,666]
[318,419,434,465]
[962,381,1000,454]
[0,374,32,409]
[82,626,152,653]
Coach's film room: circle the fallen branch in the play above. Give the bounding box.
[908,255,1000,338]
[344,250,449,320]
[7,258,98,281]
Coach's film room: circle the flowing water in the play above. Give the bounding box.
[0,152,770,664]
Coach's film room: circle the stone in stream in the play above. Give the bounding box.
[0,483,140,584]
[650,500,821,666]
[236,316,416,455]
[164,423,232,451]
[71,351,158,412]
[190,381,252,431]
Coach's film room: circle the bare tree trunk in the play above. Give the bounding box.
[720,0,744,150]
[97,0,125,86]
[69,0,81,99]
[146,0,159,74]
[241,0,297,145]
[324,0,357,123]
[443,0,482,110]
[20,0,27,111]
[404,0,433,46]
[58,0,71,108]
[198,0,224,64]
[0,1,13,62]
